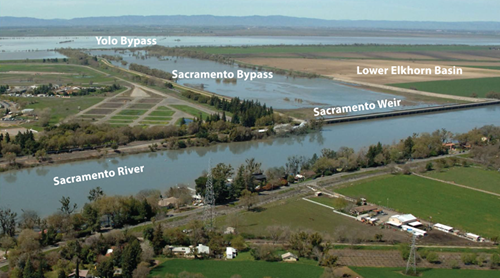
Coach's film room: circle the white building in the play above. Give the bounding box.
[281,252,298,262]
[434,223,454,233]
[226,247,237,259]
[386,214,418,227]
[196,244,210,255]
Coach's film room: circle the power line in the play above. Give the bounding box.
[202,159,216,230]
[405,234,418,275]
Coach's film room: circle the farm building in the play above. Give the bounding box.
[281,252,298,262]
[466,233,482,242]
[172,246,191,256]
[402,225,427,237]
[386,214,418,227]
[434,223,454,233]
[351,205,378,215]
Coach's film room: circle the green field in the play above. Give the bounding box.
[215,197,388,239]
[424,166,500,194]
[309,196,349,210]
[118,109,148,116]
[110,115,139,120]
[19,97,104,126]
[351,267,500,278]
[139,121,169,125]
[0,63,115,84]
[149,259,324,278]
[108,119,135,124]
[335,175,500,238]
[148,110,175,117]
[193,45,486,55]
[144,116,172,121]
[171,104,210,119]
[390,77,500,98]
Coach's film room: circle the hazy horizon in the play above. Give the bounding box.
[0,0,499,22]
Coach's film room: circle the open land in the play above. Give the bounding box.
[423,166,500,194]
[334,174,500,238]
[149,258,325,278]
[351,267,500,278]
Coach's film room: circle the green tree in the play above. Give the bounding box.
[152,224,165,255]
[23,258,34,278]
[122,239,142,278]
[96,257,115,278]
[59,196,77,215]
[88,187,104,202]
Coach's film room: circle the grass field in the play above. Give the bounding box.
[0,63,115,84]
[424,166,500,194]
[390,77,500,98]
[118,109,148,116]
[215,197,405,241]
[193,45,486,55]
[309,196,349,210]
[148,109,175,117]
[20,97,104,126]
[335,175,500,238]
[110,115,139,120]
[171,104,210,119]
[139,121,169,125]
[144,116,172,121]
[350,267,500,278]
[149,259,325,278]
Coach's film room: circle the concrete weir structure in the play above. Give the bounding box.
[323,100,500,124]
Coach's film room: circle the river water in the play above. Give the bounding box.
[1,105,499,216]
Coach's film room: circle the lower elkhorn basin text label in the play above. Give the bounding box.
[53,165,145,186]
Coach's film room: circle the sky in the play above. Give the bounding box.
[0,0,499,21]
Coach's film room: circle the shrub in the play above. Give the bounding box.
[461,253,478,265]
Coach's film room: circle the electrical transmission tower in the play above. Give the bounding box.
[405,234,418,275]
[202,160,216,230]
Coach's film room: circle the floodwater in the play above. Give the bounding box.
[1,105,499,216]
[91,50,436,111]
[1,35,500,52]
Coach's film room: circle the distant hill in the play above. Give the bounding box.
[1,15,500,31]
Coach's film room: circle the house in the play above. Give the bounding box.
[196,244,210,255]
[443,142,456,150]
[158,197,180,208]
[281,252,298,262]
[172,246,191,257]
[68,270,90,278]
[226,247,237,259]
[386,214,417,227]
[224,227,235,235]
[294,174,305,182]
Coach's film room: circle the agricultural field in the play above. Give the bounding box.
[0,63,116,84]
[424,166,500,194]
[194,45,489,56]
[149,258,325,278]
[215,197,408,242]
[350,267,500,278]
[171,104,210,119]
[391,77,500,98]
[13,96,105,129]
[335,175,500,238]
